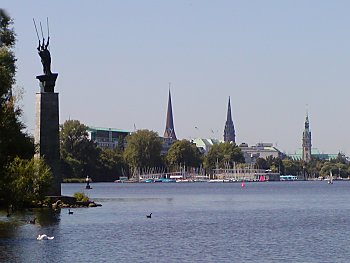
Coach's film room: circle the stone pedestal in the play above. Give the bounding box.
[36,73,58,92]
[35,73,61,196]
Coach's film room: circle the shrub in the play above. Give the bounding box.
[73,192,89,202]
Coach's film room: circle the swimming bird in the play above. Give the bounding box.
[68,209,73,215]
[28,217,36,224]
[37,234,54,240]
[146,213,152,218]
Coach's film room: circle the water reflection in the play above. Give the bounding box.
[2,182,350,263]
[0,208,63,263]
[0,219,17,238]
[34,208,61,227]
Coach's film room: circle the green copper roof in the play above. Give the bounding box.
[87,126,130,133]
[288,148,337,160]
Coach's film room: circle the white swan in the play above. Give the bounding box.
[37,234,54,240]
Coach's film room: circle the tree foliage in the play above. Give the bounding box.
[98,148,125,181]
[124,129,163,169]
[166,139,202,169]
[4,157,52,209]
[204,142,245,169]
[0,9,34,207]
[0,9,33,170]
[60,120,100,178]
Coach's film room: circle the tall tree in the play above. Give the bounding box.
[124,129,163,171]
[204,142,245,169]
[60,120,100,178]
[282,159,301,175]
[0,9,34,203]
[166,139,202,170]
[98,148,125,181]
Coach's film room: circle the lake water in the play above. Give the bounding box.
[1,181,350,263]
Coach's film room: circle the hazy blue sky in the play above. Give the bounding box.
[3,1,350,155]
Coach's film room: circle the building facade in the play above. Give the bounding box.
[239,142,282,164]
[87,127,129,149]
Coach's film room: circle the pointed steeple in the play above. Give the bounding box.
[227,96,233,121]
[224,96,235,143]
[163,88,177,140]
[302,113,312,162]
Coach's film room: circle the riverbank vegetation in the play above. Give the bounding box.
[0,10,53,212]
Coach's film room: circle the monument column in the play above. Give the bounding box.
[33,19,61,196]
[35,74,61,196]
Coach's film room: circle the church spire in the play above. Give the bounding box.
[302,113,312,162]
[163,87,177,140]
[223,96,235,143]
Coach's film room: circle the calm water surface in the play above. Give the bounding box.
[1,181,350,263]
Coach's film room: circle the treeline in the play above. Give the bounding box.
[0,10,53,211]
[254,153,350,179]
[61,118,350,181]
[60,120,246,181]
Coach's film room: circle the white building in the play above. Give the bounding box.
[192,138,282,164]
[239,142,282,163]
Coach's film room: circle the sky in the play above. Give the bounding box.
[2,0,350,155]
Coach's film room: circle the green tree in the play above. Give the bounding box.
[98,148,125,181]
[282,159,301,175]
[0,9,34,206]
[265,156,284,174]
[204,142,245,169]
[124,129,163,170]
[4,157,52,209]
[166,139,202,170]
[256,158,268,170]
[60,120,100,178]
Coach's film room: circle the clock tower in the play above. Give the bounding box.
[302,114,312,162]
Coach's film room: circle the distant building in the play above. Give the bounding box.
[163,89,177,140]
[162,89,177,154]
[288,113,337,161]
[192,138,281,164]
[302,114,312,162]
[223,96,236,143]
[192,138,221,154]
[239,142,283,164]
[288,149,337,161]
[87,126,130,149]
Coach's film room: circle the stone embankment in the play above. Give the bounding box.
[48,196,102,209]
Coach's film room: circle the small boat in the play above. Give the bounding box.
[208,179,224,183]
[176,179,190,183]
